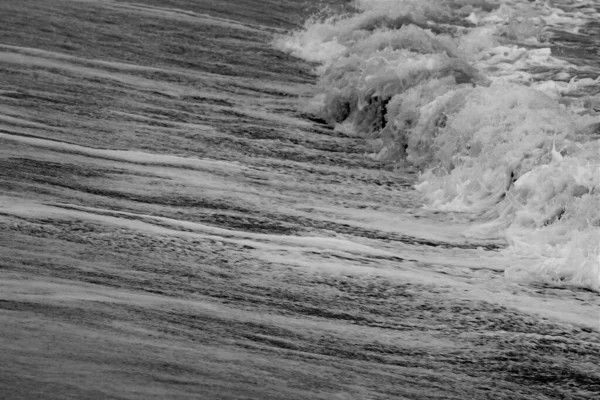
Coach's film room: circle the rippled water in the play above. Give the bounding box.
[275,0,600,290]
[2,1,599,397]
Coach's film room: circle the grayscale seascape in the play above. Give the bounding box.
[1,0,599,399]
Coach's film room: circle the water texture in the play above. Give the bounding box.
[1,0,599,398]
[276,0,600,290]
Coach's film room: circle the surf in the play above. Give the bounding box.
[274,0,600,291]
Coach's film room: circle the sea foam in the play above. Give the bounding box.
[275,0,600,290]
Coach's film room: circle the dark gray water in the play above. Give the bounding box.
[0,1,599,398]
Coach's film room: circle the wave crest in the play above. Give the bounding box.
[275,0,600,290]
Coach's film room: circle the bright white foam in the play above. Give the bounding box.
[275,0,600,290]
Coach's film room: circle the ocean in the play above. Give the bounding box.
[0,0,599,398]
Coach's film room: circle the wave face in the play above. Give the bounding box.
[275,0,600,290]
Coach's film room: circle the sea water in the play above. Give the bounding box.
[275,0,600,290]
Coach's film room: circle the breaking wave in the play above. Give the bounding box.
[275,0,600,290]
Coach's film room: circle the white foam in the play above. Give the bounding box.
[276,0,600,290]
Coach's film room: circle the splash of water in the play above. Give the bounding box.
[275,0,600,290]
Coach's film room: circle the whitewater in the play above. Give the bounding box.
[275,0,600,291]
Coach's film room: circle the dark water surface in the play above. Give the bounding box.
[0,1,599,399]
